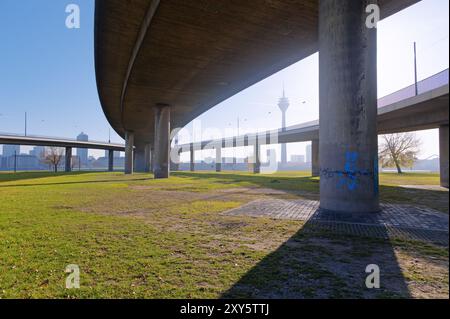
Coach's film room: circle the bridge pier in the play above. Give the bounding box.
[153,104,171,178]
[253,138,260,174]
[171,146,181,171]
[125,131,134,174]
[319,0,379,213]
[440,125,449,188]
[215,146,222,172]
[135,143,151,173]
[190,143,195,172]
[311,139,320,177]
[108,149,114,172]
[65,147,72,172]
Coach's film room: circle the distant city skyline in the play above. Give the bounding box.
[0,0,448,161]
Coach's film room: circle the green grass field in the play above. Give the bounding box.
[0,170,448,298]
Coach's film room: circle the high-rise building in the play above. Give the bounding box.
[76,132,89,166]
[2,144,20,157]
[278,87,289,165]
[30,146,46,158]
[305,144,312,163]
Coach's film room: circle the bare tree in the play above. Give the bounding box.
[41,147,64,172]
[379,133,421,174]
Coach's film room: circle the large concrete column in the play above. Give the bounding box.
[171,146,181,171]
[125,131,134,174]
[108,149,114,172]
[190,143,195,172]
[135,143,151,173]
[311,140,320,177]
[153,104,171,179]
[319,0,379,213]
[65,147,72,172]
[439,125,449,188]
[215,146,222,172]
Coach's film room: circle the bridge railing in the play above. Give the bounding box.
[378,68,449,108]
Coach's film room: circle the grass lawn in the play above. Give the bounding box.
[0,170,448,298]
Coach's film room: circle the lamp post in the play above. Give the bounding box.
[414,42,418,96]
[24,112,27,136]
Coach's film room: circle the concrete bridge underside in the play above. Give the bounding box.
[95,0,424,213]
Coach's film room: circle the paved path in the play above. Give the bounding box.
[224,199,449,245]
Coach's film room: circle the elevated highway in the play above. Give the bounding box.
[95,0,431,212]
[0,133,125,172]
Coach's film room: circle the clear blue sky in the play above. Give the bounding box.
[0,0,448,160]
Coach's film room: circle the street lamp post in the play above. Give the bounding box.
[24,112,27,136]
[414,42,418,96]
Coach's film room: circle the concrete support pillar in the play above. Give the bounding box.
[439,125,449,188]
[190,143,195,172]
[65,147,72,172]
[125,131,134,174]
[311,140,320,177]
[108,149,114,172]
[319,0,379,213]
[215,146,222,172]
[145,144,151,173]
[232,137,237,169]
[153,104,171,178]
[253,138,261,174]
[135,143,151,173]
[150,146,154,172]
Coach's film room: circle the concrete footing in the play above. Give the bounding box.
[318,0,379,213]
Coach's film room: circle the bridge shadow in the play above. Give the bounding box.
[0,171,95,183]
[0,171,153,188]
[221,212,412,299]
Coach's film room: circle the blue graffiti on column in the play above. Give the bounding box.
[337,151,359,190]
[320,151,373,190]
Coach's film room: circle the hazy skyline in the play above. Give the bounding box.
[0,0,448,161]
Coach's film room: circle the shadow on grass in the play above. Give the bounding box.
[0,171,96,183]
[221,215,412,299]
[0,171,153,188]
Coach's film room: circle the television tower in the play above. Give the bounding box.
[278,85,289,165]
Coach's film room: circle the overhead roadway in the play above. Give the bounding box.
[94,0,419,146]
[0,134,124,151]
[177,81,449,150]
